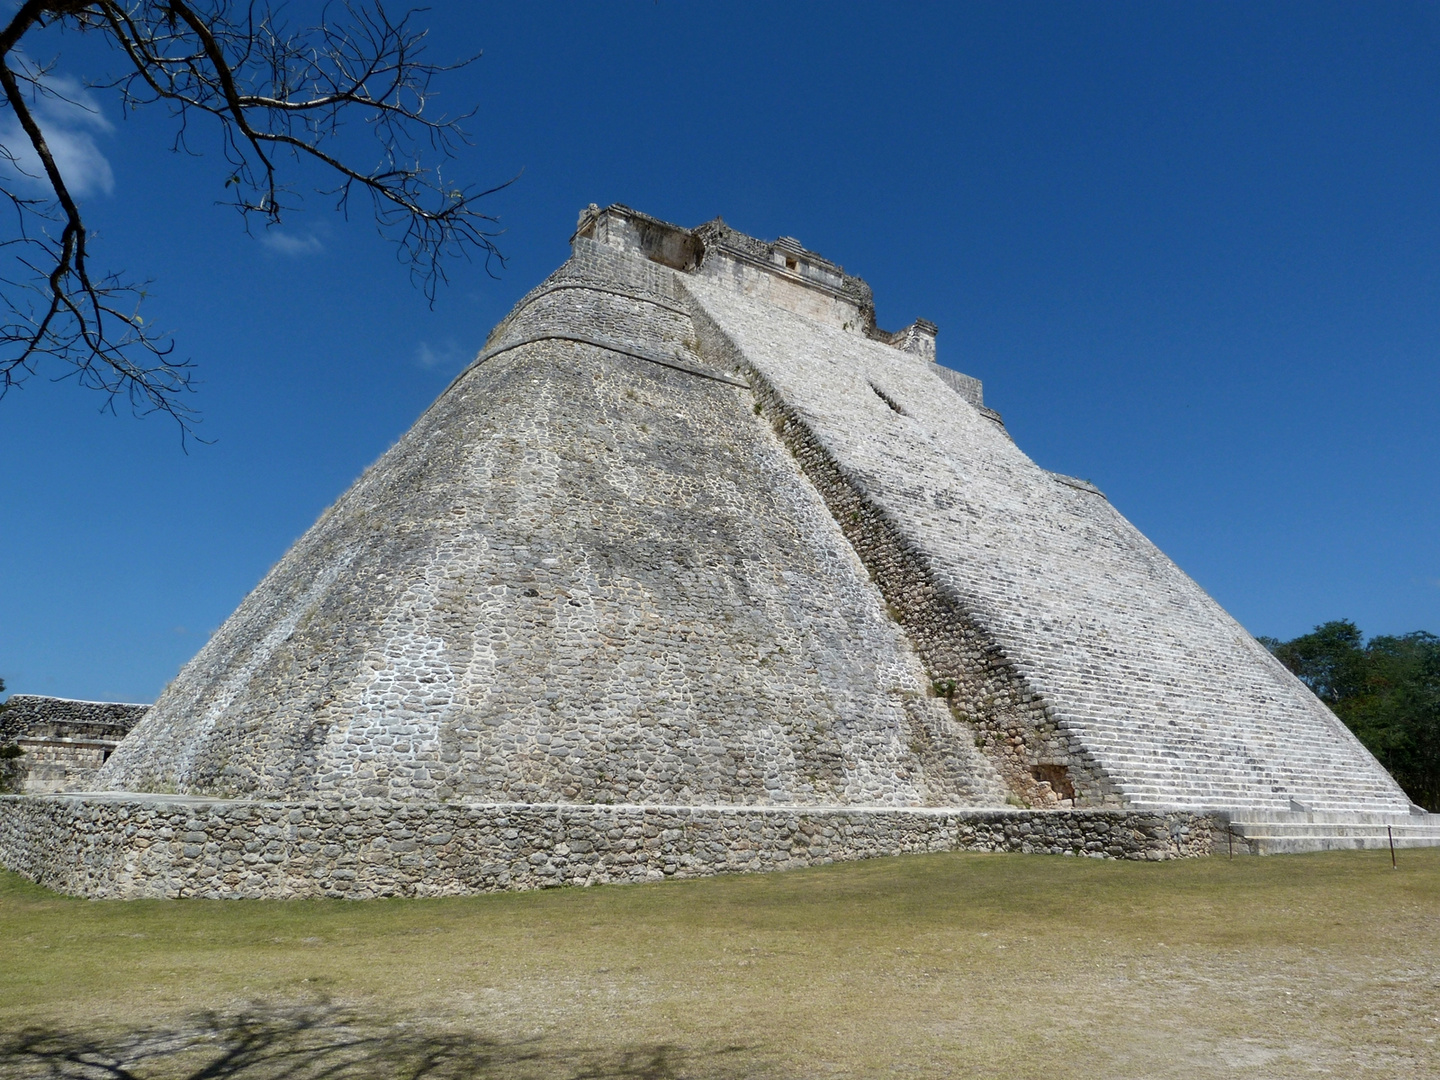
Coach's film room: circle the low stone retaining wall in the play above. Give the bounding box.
[0,794,1217,899]
[2,789,1215,898]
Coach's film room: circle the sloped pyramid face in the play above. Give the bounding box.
[99,205,1412,818]
[97,223,1006,807]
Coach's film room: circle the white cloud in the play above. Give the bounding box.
[34,74,113,133]
[415,340,464,370]
[258,230,324,256]
[31,124,112,196]
[0,69,115,198]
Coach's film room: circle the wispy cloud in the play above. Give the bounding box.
[415,339,465,370]
[258,230,324,256]
[0,70,115,198]
[34,74,112,133]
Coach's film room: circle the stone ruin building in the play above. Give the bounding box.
[3,204,1437,898]
[0,696,147,794]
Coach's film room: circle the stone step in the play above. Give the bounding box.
[1106,772,1406,803]
[1212,810,1440,854]
[1224,808,1431,824]
[1230,822,1438,838]
[1080,739,1374,764]
[1118,786,1408,812]
[1075,727,1386,757]
[1136,796,1407,809]
[1079,738,1390,773]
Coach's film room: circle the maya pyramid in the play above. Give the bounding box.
[95,204,1408,818]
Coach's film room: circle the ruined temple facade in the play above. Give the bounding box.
[0,696,148,794]
[3,205,1433,898]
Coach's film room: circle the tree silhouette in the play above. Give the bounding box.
[0,1,508,437]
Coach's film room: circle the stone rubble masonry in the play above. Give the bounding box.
[95,225,1008,810]
[0,695,149,794]
[0,793,1216,899]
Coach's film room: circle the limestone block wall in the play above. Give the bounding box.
[14,742,113,794]
[681,272,1410,814]
[0,793,1216,899]
[97,240,1006,809]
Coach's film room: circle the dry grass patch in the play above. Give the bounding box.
[3,848,1439,1078]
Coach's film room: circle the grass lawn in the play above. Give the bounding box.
[2,848,1438,1078]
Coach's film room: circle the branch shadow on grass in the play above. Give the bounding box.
[0,1001,759,1080]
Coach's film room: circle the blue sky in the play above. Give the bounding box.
[2,2,1437,702]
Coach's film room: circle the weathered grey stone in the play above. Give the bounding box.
[0,792,1216,898]
[95,224,1005,811]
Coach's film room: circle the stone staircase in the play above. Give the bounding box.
[1212,808,1440,855]
[1063,704,1413,814]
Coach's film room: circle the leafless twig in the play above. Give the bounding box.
[0,1,507,439]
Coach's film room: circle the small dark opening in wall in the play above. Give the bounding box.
[1031,763,1075,800]
[869,383,906,415]
[785,257,798,271]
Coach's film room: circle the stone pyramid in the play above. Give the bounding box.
[10,203,1428,898]
[96,204,1410,818]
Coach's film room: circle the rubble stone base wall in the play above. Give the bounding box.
[0,794,1215,899]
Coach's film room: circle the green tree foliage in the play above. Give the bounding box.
[1261,621,1440,811]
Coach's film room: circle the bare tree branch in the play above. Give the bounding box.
[0,1,509,440]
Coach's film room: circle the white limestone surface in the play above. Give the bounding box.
[683,274,1409,814]
[93,205,1410,823]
